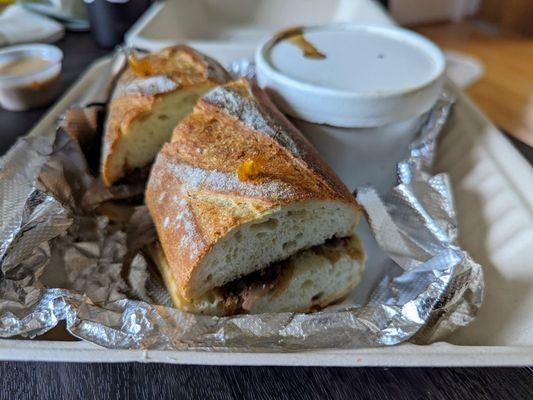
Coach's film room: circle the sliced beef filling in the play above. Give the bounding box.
[213,236,354,313]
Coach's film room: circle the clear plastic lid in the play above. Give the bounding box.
[0,44,63,88]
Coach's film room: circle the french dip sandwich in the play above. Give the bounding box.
[145,79,365,316]
[101,45,230,186]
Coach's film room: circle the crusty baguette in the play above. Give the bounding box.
[145,78,362,303]
[147,235,364,315]
[101,45,229,186]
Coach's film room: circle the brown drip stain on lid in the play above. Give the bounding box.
[274,27,326,60]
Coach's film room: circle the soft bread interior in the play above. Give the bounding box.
[148,235,365,316]
[106,84,213,183]
[187,200,359,299]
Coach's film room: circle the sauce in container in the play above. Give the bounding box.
[256,24,445,192]
[0,44,63,111]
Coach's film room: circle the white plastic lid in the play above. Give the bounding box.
[255,24,445,127]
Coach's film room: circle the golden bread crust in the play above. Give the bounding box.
[101,45,229,186]
[145,78,360,301]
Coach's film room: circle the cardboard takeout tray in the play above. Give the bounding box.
[1,50,532,366]
[3,0,533,364]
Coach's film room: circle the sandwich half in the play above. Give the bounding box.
[145,79,365,315]
[101,45,230,186]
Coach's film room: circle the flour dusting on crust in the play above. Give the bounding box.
[203,85,302,158]
[156,157,296,201]
[148,164,203,261]
[113,75,178,99]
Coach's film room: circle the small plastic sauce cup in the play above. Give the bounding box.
[256,24,445,192]
[0,44,63,112]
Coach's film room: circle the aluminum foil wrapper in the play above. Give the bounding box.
[0,57,483,350]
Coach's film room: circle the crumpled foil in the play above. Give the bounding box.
[0,56,483,350]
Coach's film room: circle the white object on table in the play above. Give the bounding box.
[444,50,484,88]
[0,4,65,46]
[390,0,481,24]
[0,43,63,111]
[255,24,446,192]
[125,0,395,63]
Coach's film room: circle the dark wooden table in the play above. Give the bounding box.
[1,32,532,400]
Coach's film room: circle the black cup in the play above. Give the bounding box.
[84,0,151,48]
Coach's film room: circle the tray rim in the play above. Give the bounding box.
[1,339,532,366]
[3,55,532,367]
